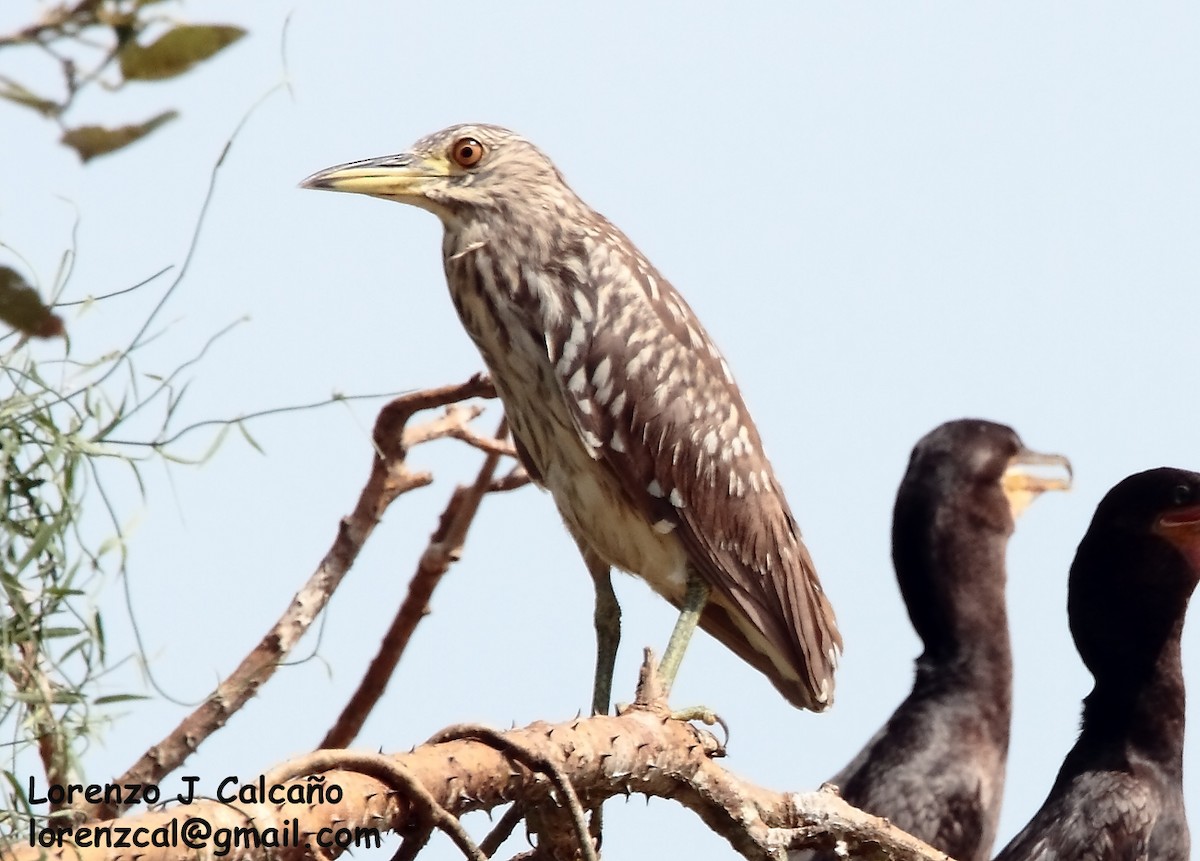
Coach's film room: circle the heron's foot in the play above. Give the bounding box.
[668,706,729,755]
[669,704,718,724]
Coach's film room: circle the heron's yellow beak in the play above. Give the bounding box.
[1002,449,1073,520]
[300,152,452,203]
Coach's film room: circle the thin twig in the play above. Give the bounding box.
[479,802,526,858]
[447,423,520,458]
[401,403,483,447]
[0,0,101,48]
[489,465,532,493]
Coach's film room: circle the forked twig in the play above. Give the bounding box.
[320,416,516,749]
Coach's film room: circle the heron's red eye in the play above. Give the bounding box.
[451,137,485,168]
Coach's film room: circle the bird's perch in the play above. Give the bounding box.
[16,654,950,861]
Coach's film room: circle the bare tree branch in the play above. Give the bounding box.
[320,417,516,749]
[79,375,498,821]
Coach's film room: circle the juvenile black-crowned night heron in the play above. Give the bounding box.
[302,124,841,714]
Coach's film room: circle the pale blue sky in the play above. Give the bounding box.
[2,2,1198,857]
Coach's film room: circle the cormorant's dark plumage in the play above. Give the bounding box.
[995,467,1200,861]
[802,420,1070,861]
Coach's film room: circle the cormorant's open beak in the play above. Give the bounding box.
[1155,503,1200,573]
[1002,449,1073,520]
[300,152,452,204]
[1157,505,1200,533]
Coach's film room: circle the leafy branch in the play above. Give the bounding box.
[0,0,246,160]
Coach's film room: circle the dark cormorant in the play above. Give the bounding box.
[994,467,1200,861]
[802,420,1071,861]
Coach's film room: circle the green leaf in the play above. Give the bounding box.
[3,771,30,810]
[0,82,60,117]
[119,24,246,82]
[39,627,82,639]
[93,694,148,706]
[0,266,63,338]
[61,110,178,162]
[43,587,86,599]
[93,535,123,559]
[238,421,265,455]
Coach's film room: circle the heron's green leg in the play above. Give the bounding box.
[579,549,618,847]
[658,571,711,694]
[584,549,621,716]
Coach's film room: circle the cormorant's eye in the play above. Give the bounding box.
[450,137,485,168]
[1172,484,1192,506]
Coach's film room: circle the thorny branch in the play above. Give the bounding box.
[426,724,598,861]
[78,375,503,821]
[262,750,488,861]
[12,653,952,861]
[5,368,954,860]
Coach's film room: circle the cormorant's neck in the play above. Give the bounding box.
[916,573,1012,672]
[897,515,1014,744]
[890,476,1017,756]
[914,614,1012,686]
[894,497,1013,682]
[1079,616,1187,776]
[911,607,1012,738]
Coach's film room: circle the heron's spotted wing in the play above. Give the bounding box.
[544,226,841,710]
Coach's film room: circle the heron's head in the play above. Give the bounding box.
[301,124,570,225]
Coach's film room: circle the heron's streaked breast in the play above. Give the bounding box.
[445,241,691,601]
